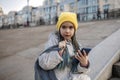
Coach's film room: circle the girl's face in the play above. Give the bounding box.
[60,21,75,40]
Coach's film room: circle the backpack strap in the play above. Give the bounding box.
[39,45,60,56]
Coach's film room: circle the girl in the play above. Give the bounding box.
[38,12,90,80]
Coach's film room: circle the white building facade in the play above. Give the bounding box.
[1,0,120,29]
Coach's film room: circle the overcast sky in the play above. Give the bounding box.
[0,0,45,14]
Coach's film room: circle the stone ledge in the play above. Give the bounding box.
[109,78,120,80]
[88,29,120,80]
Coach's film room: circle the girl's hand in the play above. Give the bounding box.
[75,50,88,67]
[58,40,67,49]
[58,40,67,56]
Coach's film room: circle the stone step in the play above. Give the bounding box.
[112,61,120,78]
[109,78,120,80]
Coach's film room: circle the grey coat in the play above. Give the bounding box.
[38,32,90,80]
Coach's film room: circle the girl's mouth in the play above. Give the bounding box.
[64,35,71,40]
[65,35,70,36]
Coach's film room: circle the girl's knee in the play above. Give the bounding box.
[78,74,91,80]
[72,74,91,80]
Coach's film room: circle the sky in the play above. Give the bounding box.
[0,0,45,14]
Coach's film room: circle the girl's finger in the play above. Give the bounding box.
[78,50,84,58]
[75,53,83,61]
[83,50,87,56]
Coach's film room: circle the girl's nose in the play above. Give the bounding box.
[65,28,70,33]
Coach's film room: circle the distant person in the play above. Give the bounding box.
[106,8,109,18]
[55,15,58,24]
[26,20,29,27]
[77,13,80,21]
[97,8,101,20]
[93,14,96,20]
[36,12,91,80]
[104,8,109,19]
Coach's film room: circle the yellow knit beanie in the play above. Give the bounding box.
[56,12,78,30]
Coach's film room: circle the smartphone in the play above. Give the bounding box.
[80,48,91,55]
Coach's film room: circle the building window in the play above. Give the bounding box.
[104,0,108,3]
[79,0,87,5]
[79,8,86,14]
[60,5,64,11]
[70,2,74,9]
[103,4,109,9]
[49,0,53,5]
[88,0,98,5]
[92,6,97,12]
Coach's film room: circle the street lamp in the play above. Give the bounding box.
[56,0,60,16]
[75,0,80,21]
[55,0,60,24]
[49,6,51,24]
[27,0,29,26]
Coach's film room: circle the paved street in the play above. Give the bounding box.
[0,20,120,80]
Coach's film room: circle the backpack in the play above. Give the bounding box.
[34,45,59,80]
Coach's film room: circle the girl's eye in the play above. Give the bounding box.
[69,26,74,29]
[61,26,74,29]
[62,26,66,29]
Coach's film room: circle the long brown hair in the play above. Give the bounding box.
[55,31,80,52]
[55,31,80,70]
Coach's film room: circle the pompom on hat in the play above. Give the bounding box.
[56,12,78,30]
